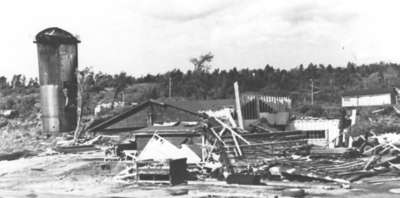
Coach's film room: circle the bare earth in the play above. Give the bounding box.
[0,151,399,198]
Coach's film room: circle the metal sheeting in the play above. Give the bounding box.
[37,44,61,85]
[37,43,78,86]
[59,44,78,82]
[41,117,60,133]
[40,85,61,117]
[40,85,62,132]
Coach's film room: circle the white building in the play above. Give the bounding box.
[341,88,398,107]
[288,118,340,148]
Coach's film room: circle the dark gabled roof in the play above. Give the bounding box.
[161,98,235,112]
[86,99,206,132]
[133,124,202,136]
[342,88,394,97]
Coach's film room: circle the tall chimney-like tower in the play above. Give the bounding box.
[35,27,80,133]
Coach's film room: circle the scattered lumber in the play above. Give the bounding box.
[132,158,187,185]
[262,155,394,184]
[54,145,98,153]
[260,179,341,189]
[366,177,400,184]
[0,150,36,161]
[310,146,360,158]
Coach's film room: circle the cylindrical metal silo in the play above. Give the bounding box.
[34,27,80,133]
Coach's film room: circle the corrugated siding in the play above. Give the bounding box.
[241,95,291,120]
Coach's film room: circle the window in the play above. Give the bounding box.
[343,97,351,102]
[305,130,326,139]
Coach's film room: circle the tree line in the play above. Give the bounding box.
[3,54,400,109]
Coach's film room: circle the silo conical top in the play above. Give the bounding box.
[35,27,80,44]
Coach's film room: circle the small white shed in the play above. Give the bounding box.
[341,88,397,107]
[288,118,340,148]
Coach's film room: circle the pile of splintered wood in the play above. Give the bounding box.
[201,117,400,185]
[264,152,400,184]
[235,139,309,160]
[222,131,310,168]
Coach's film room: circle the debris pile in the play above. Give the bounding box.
[265,155,390,184]
[352,106,400,136]
[67,113,400,191]
[4,98,400,197]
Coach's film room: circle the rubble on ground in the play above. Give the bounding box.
[3,105,400,197]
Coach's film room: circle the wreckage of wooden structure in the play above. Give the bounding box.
[80,97,400,188]
[200,116,311,173]
[54,145,99,154]
[136,158,187,185]
[266,155,395,184]
[115,158,188,185]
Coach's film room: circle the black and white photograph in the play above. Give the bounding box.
[1,0,400,197]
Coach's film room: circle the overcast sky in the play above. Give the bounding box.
[1,0,400,78]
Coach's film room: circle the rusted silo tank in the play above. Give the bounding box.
[34,27,80,133]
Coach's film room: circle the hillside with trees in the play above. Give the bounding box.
[2,53,400,118]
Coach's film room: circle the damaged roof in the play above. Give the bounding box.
[86,99,206,133]
[161,98,235,112]
[35,27,80,44]
[133,124,202,136]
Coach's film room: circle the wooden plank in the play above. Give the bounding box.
[225,140,307,148]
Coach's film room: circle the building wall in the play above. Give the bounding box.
[289,119,340,148]
[342,93,392,107]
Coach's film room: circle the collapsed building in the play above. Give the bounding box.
[81,95,398,187]
[81,96,314,176]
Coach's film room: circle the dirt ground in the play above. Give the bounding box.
[0,151,400,198]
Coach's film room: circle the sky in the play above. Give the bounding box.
[1,0,400,79]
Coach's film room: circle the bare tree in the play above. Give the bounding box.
[111,72,129,109]
[73,67,92,144]
[190,52,214,72]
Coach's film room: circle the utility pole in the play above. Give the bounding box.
[310,79,314,105]
[234,82,244,129]
[310,79,321,105]
[168,77,172,98]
